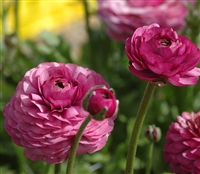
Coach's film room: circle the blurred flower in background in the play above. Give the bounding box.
[97,0,195,42]
[2,0,99,59]
[3,62,116,164]
[2,0,97,38]
[164,111,200,174]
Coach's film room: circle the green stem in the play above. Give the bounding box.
[66,115,92,174]
[82,0,91,36]
[14,0,19,37]
[44,163,50,174]
[145,142,154,174]
[54,163,61,174]
[12,143,27,174]
[125,82,156,174]
[2,1,8,37]
[82,0,94,67]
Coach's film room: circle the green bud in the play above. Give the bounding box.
[145,125,161,143]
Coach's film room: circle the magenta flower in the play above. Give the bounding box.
[84,86,118,119]
[125,23,200,86]
[97,0,193,42]
[3,62,117,164]
[164,111,200,174]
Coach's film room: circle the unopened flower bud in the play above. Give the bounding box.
[83,86,118,120]
[145,125,161,143]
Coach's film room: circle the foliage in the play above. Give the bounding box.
[1,1,200,174]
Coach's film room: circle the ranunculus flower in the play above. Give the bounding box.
[97,0,194,42]
[125,23,200,86]
[83,86,118,120]
[164,111,200,174]
[3,62,117,164]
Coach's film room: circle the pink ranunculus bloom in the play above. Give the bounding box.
[3,62,117,164]
[97,0,194,42]
[164,111,200,174]
[85,86,118,119]
[125,23,200,86]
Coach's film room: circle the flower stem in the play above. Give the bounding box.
[82,0,93,62]
[44,163,50,174]
[82,0,91,37]
[54,163,61,174]
[66,115,92,174]
[125,82,156,174]
[145,142,154,174]
[14,0,19,37]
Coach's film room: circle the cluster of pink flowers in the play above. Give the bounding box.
[3,62,118,164]
[3,0,200,173]
[164,111,200,174]
[97,0,194,42]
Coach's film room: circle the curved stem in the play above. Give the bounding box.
[54,163,61,174]
[125,82,156,174]
[145,142,154,174]
[66,115,92,174]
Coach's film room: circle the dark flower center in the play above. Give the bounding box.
[159,38,171,46]
[102,92,110,99]
[55,80,65,89]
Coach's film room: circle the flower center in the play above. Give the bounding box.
[55,80,65,88]
[102,92,110,99]
[159,38,171,46]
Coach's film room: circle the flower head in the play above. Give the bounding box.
[125,23,200,86]
[83,86,118,120]
[3,62,117,164]
[97,0,193,42]
[164,111,200,174]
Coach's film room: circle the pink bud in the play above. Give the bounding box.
[84,86,118,119]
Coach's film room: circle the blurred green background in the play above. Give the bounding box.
[1,1,200,174]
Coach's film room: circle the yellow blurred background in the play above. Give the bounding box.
[2,0,97,38]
